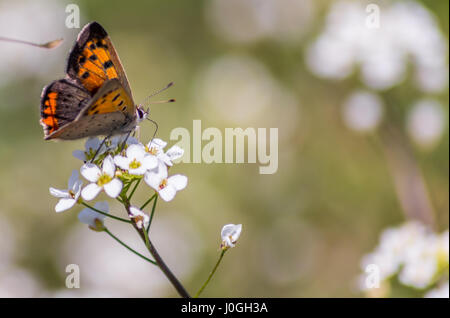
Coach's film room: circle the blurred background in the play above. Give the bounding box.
[0,0,448,297]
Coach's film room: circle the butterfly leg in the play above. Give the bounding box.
[119,131,133,154]
[89,135,110,163]
[147,117,159,145]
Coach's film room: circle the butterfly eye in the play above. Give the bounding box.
[136,107,148,121]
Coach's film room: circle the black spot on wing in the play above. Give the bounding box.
[103,60,113,69]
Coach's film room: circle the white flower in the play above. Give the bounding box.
[78,201,108,232]
[80,155,123,200]
[306,1,448,92]
[114,144,158,175]
[221,224,242,249]
[145,138,184,167]
[109,135,139,149]
[407,99,445,150]
[360,222,449,291]
[342,91,384,133]
[128,206,149,229]
[425,281,450,298]
[73,137,107,161]
[144,162,188,202]
[49,170,83,213]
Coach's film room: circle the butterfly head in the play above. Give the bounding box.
[136,105,149,123]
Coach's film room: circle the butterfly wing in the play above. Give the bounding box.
[66,22,134,103]
[40,79,90,139]
[40,22,138,140]
[45,79,136,140]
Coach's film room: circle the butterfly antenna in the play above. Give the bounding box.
[140,82,174,106]
[0,36,63,49]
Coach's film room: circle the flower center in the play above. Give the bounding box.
[68,190,76,199]
[129,158,141,169]
[97,173,112,186]
[145,145,158,155]
[159,179,168,190]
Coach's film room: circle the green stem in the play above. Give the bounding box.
[194,250,227,298]
[140,193,156,210]
[147,195,158,233]
[105,228,157,265]
[128,179,141,201]
[81,202,132,224]
[123,198,190,298]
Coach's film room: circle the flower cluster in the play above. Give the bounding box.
[50,136,187,228]
[359,221,449,297]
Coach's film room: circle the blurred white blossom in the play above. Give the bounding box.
[407,99,446,150]
[78,201,108,232]
[0,0,70,89]
[360,222,449,292]
[73,138,107,162]
[306,0,448,92]
[195,55,300,141]
[206,0,315,44]
[425,281,449,298]
[342,90,384,132]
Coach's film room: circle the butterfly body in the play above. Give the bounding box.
[40,22,145,140]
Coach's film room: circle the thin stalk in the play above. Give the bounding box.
[147,195,158,233]
[105,228,157,265]
[128,179,141,201]
[123,198,190,298]
[81,202,131,224]
[140,193,156,210]
[0,36,63,48]
[194,250,226,298]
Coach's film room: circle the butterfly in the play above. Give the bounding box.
[40,22,148,140]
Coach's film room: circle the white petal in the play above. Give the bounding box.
[231,224,242,241]
[68,170,79,189]
[129,206,142,217]
[114,155,131,170]
[78,209,96,227]
[103,178,122,198]
[144,171,162,191]
[81,183,102,201]
[159,185,176,202]
[148,138,167,150]
[80,164,101,182]
[221,224,242,245]
[157,153,173,167]
[126,136,139,145]
[142,155,158,170]
[72,150,86,161]
[126,144,146,160]
[156,161,168,179]
[168,175,188,191]
[94,201,109,214]
[55,198,76,213]
[49,188,69,198]
[128,166,148,175]
[72,180,83,199]
[109,135,123,148]
[166,145,184,161]
[85,137,101,151]
[102,155,116,176]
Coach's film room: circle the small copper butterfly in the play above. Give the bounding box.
[40,22,148,140]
